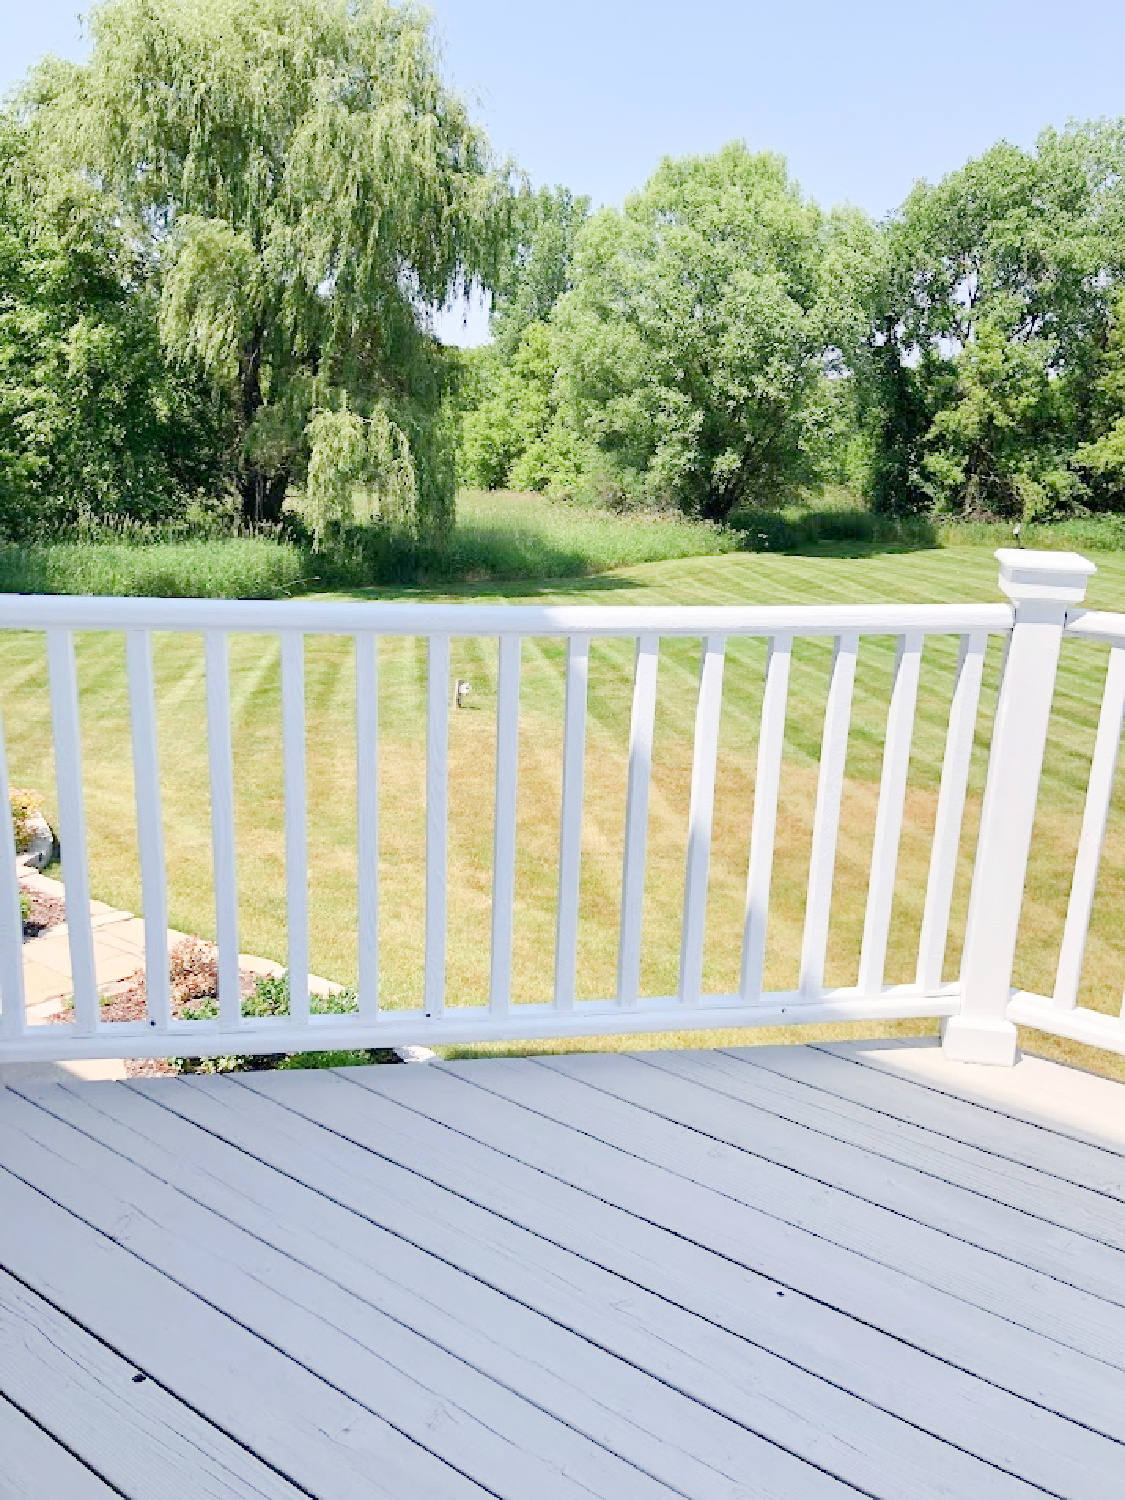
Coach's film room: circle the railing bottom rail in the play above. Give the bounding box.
[0,986,960,1065]
[1007,992,1125,1058]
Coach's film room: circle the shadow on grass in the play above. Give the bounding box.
[730,507,940,559]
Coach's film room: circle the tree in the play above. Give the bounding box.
[30,0,507,534]
[551,143,827,520]
[489,185,589,358]
[854,125,1125,518]
[459,321,586,492]
[0,119,225,540]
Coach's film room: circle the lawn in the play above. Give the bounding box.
[5,542,1125,1071]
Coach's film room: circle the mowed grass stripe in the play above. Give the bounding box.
[4,548,1125,1051]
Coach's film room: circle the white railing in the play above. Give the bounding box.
[1007,604,1125,1057]
[1,549,1120,1067]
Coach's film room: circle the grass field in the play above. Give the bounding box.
[6,543,1125,1077]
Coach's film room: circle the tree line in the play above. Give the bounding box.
[6,0,1125,546]
[465,128,1125,526]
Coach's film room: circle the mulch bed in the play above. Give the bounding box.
[21,881,66,939]
[52,937,262,1079]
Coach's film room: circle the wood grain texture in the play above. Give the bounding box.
[0,1396,118,1499]
[3,1052,1124,1499]
[0,1265,302,1498]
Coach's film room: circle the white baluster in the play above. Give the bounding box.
[554,636,589,1011]
[425,634,450,1019]
[0,704,26,1038]
[126,630,170,1031]
[490,635,521,1015]
[857,632,923,997]
[916,632,987,996]
[1055,645,1125,1010]
[741,634,791,1003]
[679,635,726,1005]
[205,630,241,1029]
[47,630,98,1035]
[617,634,659,1008]
[356,633,379,1019]
[799,632,859,1000]
[280,633,309,1025]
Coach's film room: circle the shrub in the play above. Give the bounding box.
[177,971,391,1073]
[9,788,43,852]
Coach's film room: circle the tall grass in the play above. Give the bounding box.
[7,489,1125,605]
[0,538,307,598]
[445,490,738,576]
[0,491,739,598]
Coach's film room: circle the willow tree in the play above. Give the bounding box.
[34,0,506,533]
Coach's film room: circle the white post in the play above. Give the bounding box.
[944,550,1095,1065]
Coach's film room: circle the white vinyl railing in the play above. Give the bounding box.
[1007,605,1125,1056]
[2,549,1121,1067]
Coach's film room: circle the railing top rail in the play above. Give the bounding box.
[1064,608,1125,646]
[0,594,1014,638]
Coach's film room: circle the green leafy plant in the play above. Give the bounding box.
[176,970,386,1073]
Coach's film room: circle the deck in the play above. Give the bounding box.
[2,1039,1125,1499]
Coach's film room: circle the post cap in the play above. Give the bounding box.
[995,549,1096,605]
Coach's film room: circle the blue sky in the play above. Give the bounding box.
[5,0,1125,342]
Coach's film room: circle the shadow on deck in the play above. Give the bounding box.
[2,1040,1124,1498]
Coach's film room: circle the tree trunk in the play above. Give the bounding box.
[239,466,290,526]
[235,322,288,526]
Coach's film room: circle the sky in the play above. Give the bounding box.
[4,0,1125,342]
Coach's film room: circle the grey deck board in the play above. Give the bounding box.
[1,1042,1124,1498]
[0,1397,120,1499]
[531,1049,1125,1295]
[0,1265,304,1499]
[343,1056,1125,1368]
[639,1048,1125,1246]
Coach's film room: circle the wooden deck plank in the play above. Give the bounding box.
[172,1067,1125,1492]
[0,1089,676,1500]
[0,1397,120,1499]
[640,1047,1125,1249]
[535,1049,1125,1297]
[124,1074,981,1499]
[818,1041,1125,1161]
[390,1056,1125,1370]
[0,1142,489,1497]
[6,1048,1125,1499]
[10,1078,805,1500]
[0,1266,304,1499]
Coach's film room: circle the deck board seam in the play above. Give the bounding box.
[148,1080,915,1498]
[304,1072,1125,1442]
[214,1072,1087,1494]
[0,1258,316,1500]
[12,1082,710,1500]
[627,1052,1125,1254]
[812,1045,1125,1160]
[0,1390,131,1500]
[411,1064,1125,1369]
[722,1049,1125,1205]
[0,1158,504,1500]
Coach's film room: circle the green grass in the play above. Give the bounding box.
[439,490,738,577]
[5,544,1125,1081]
[0,537,307,598]
[0,491,739,598]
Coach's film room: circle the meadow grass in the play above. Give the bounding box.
[0,491,738,598]
[442,490,738,577]
[5,543,1125,1077]
[0,537,307,598]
